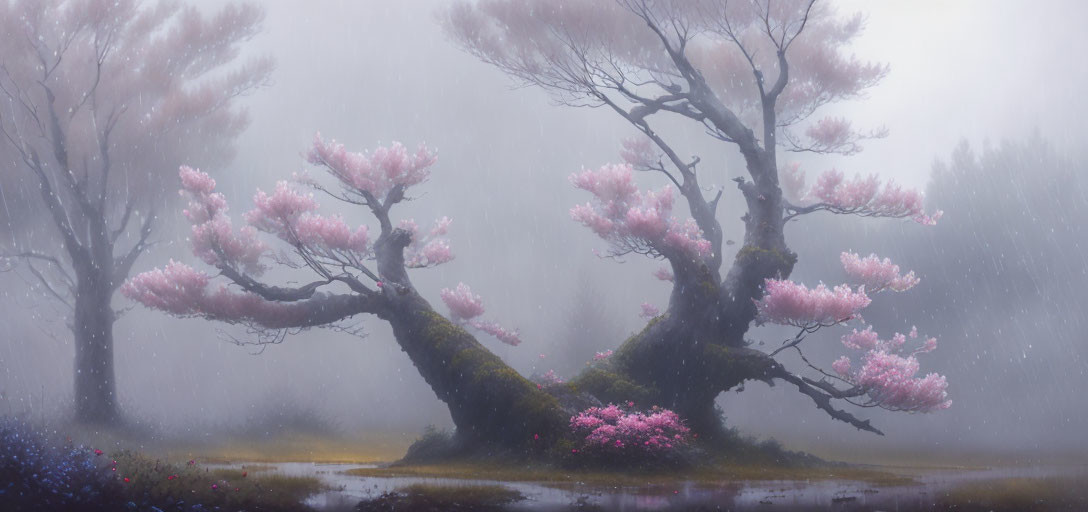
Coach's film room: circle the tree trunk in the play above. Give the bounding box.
[380,290,568,451]
[569,155,796,441]
[72,278,120,424]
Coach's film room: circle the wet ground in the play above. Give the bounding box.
[205,461,1088,511]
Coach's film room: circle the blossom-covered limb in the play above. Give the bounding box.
[783,168,943,225]
[755,279,871,329]
[570,163,711,262]
[840,252,920,293]
[440,282,522,346]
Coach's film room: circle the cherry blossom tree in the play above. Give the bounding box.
[447,0,947,437]
[0,0,270,423]
[125,136,565,447]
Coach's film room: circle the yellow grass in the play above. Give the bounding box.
[938,475,1088,511]
[345,461,915,487]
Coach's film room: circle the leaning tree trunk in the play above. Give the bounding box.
[72,274,120,424]
[373,229,568,452]
[380,291,568,450]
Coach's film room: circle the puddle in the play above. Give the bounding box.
[207,461,1088,511]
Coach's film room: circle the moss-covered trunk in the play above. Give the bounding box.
[381,291,567,451]
[569,154,797,442]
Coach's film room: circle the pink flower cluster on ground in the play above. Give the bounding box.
[840,252,920,293]
[755,279,871,328]
[439,282,522,346]
[570,163,711,260]
[570,404,690,454]
[785,167,943,225]
[306,133,437,201]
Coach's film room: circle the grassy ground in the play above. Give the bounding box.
[71,427,416,465]
[110,450,327,512]
[152,432,414,464]
[344,460,916,488]
[937,475,1088,511]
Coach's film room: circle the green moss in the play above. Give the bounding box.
[735,244,797,268]
[567,368,654,405]
[420,310,472,351]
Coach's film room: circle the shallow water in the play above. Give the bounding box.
[205,461,1087,511]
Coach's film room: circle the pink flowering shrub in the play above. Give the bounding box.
[569,404,690,462]
[593,350,614,361]
[439,282,522,346]
[570,163,711,260]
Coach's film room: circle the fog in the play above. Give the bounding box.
[2,0,1087,465]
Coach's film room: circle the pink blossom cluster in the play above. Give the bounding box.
[398,218,455,268]
[755,279,871,328]
[639,302,661,319]
[179,166,266,274]
[804,117,854,151]
[241,181,373,259]
[569,163,711,260]
[121,260,305,328]
[469,320,522,346]
[618,136,657,169]
[244,181,319,236]
[439,282,522,346]
[840,325,937,354]
[306,133,437,201]
[535,369,563,386]
[593,350,614,361]
[569,404,690,454]
[439,282,486,321]
[840,252,920,293]
[833,326,949,412]
[653,266,674,282]
[806,169,943,225]
[780,162,807,205]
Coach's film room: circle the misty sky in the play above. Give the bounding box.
[2,0,1087,463]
